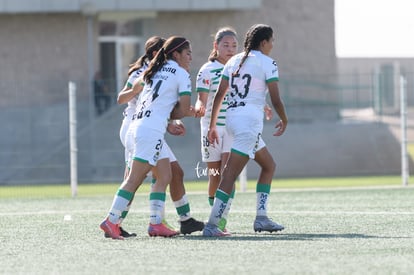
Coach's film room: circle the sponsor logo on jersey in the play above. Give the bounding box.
[161,67,176,74]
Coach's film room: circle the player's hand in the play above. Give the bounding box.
[188,105,196,117]
[207,127,219,146]
[273,120,286,136]
[167,120,186,136]
[194,100,205,117]
[264,105,273,121]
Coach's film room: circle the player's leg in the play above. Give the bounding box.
[100,159,151,239]
[148,157,178,237]
[167,160,205,234]
[217,128,233,232]
[203,152,248,237]
[210,152,234,232]
[169,160,185,201]
[149,163,176,232]
[253,146,284,233]
[116,125,137,237]
[104,163,137,238]
[207,160,221,206]
[201,126,221,205]
[203,117,256,237]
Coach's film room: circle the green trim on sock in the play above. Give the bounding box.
[215,189,230,203]
[176,204,190,215]
[230,189,236,199]
[117,189,134,201]
[218,218,227,231]
[256,183,271,194]
[121,210,128,219]
[208,196,214,206]
[149,192,166,201]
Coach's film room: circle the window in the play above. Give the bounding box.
[98,19,144,94]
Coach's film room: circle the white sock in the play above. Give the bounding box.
[149,199,165,224]
[221,197,233,221]
[208,189,229,226]
[107,189,133,224]
[256,192,269,217]
[174,195,191,222]
[149,192,166,224]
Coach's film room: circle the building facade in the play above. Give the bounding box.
[7,0,383,185]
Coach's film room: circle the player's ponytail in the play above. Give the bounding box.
[144,36,189,85]
[144,48,166,85]
[129,36,166,76]
[233,24,273,76]
[128,54,147,75]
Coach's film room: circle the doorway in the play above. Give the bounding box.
[99,37,143,97]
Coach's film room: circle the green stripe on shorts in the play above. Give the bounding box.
[133,157,148,163]
[231,148,249,157]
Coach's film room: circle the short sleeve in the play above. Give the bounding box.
[196,65,210,92]
[178,70,192,96]
[221,62,230,80]
[126,69,143,88]
[265,59,279,83]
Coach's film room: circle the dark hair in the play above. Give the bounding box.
[208,27,237,61]
[128,36,166,76]
[233,24,273,76]
[143,36,190,84]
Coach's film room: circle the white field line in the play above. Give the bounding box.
[1,209,414,216]
[176,185,414,195]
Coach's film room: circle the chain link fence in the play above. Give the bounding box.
[1,70,413,185]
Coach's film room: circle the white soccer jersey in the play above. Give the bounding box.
[222,50,279,119]
[196,60,228,128]
[196,60,232,162]
[119,64,147,152]
[134,59,191,134]
[122,64,147,120]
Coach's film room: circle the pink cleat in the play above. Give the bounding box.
[148,223,180,237]
[100,218,124,240]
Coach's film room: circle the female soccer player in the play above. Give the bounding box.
[101,36,196,239]
[194,27,238,232]
[202,24,288,237]
[112,36,165,238]
[114,36,204,238]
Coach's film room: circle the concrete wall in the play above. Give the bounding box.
[154,0,336,76]
[0,0,337,106]
[5,0,405,185]
[0,13,93,107]
[0,0,262,13]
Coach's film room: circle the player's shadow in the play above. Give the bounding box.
[183,232,411,241]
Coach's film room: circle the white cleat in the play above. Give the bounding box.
[202,223,231,237]
[254,216,284,233]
